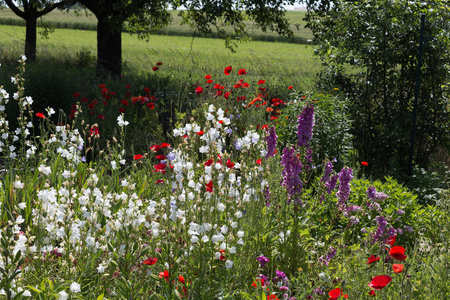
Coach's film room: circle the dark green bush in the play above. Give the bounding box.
[307,0,450,179]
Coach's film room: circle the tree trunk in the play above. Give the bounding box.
[96,17,122,77]
[25,16,38,62]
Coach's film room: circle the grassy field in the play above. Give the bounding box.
[0,9,313,43]
[0,24,320,114]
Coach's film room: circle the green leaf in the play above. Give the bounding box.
[26,286,42,294]
[96,294,104,300]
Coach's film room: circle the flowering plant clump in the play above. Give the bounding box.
[0,59,442,299]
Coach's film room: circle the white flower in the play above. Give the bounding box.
[38,165,51,176]
[220,225,228,234]
[191,235,198,243]
[97,263,106,273]
[199,145,209,153]
[231,222,238,228]
[111,161,117,170]
[46,107,55,116]
[201,235,209,243]
[14,180,24,189]
[11,77,17,84]
[25,96,33,106]
[225,259,233,269]
[121,179,129,187]
[18,202,26,209]
[217,203,225,211]
[15,215,25,224]
[58,290,68,300]
[229,246,236,254]
[117,115,129,127]
[22,290,31,297]
[70,282,81,293]
[21,55,27,61]
[237,230,244,238]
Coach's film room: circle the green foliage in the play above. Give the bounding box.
[276,91,353,169]
[309,0,450,179]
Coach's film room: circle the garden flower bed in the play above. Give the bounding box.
[0,57,448,299]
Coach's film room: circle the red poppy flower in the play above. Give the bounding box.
[207,79,213,84]
[89,126,99,136]
[288,86,293,89]
[121,100,129,106]
[197,130,204,136]
[118,108,126,113]
[156,179,164,184]
[238,68,247,75]
[143,257,158,265]
[389,246,407,261]
[150,144,161,152]
[144,87,150,94]
[102,100,108,106]
[393,264,404,274]
[206,180,214,193]
[81,97,89,103]
[156,154,166,160]
[134,154,143,160]
[204,159,214,167]
[161,143,171,148]
[36,112,46,119]
[251,278,265,288]
[369,290,376,296]
[368,275,392,290]
[387,235,396,247]
[224,66,232,75]
[226,159,235,169]
[361,161,368,166]
[256,159,262,165]
[97,114,105,120]
[328,288,348,300]
[179,275,185,285]
[125,84,131,89]
[73,93,80,98]
[159,270,169,282]
[99,84,106,89]
[153,163,167,174]
[205,74,212,80]
[257,80,265,85]
[156,62,163,66]
[366,254,380,265]
[152,66,159,71]
[267,295,279,300]
[147,103,155,109]
[195,87,203,94]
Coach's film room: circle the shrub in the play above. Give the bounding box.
[307,0,450,179]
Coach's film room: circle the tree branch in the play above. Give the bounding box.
[37,0,70,18]
[3,0,26,19]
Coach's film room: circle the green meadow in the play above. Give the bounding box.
[0,9,313,43]
[0,24,319,113]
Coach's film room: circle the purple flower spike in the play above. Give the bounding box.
[257,255,270,268]
[281,147,303,205]
[265,126,278,158]
[297,103,315,147]
[337,167,353,205]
